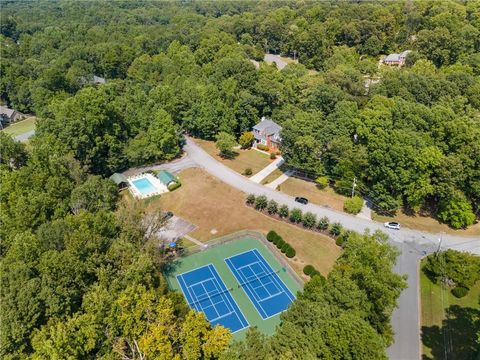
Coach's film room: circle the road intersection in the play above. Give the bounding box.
[142,137,480,359]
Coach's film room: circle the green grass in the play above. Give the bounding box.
[164,236,302,339]
[1,117,36,137]
[420,261,480,360]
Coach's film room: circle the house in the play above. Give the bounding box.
[156,170,179,190]
[252,116,282,150]
[383,50,411,66]
[109,173,129,190]
[0,106,25,128]
[93,75,106,85]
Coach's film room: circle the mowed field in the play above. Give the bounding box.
[148,168,341,276]
[420,262,480,359]
[194,139,272,176]
[1,116,36,137]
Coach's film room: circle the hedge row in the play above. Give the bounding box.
[266,230,296,258]
[303,264,322,278]
[247,194,347,239]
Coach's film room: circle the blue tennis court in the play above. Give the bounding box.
[225,249,296,319]
[176,264,249,333]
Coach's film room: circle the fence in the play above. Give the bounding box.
[180,230,304,288]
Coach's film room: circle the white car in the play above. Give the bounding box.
[384,221,401,230]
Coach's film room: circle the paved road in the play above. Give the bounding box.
[182,137,480,360]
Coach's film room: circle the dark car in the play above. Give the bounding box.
[163,211,174,221]
[294,197,308,205]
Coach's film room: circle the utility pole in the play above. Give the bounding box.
[351,177,357,198]
[436,233,443,254]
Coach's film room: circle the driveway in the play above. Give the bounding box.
[122,155,197,177]
[182,136,480,360]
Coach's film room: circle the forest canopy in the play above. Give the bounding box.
[0,1,479,358]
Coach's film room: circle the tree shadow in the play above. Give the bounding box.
[219,150,239,160]
[421,304,480,360]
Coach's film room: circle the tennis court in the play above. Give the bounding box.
[225,249,296,319]
[165,236,302,338]
[176,264,249,333]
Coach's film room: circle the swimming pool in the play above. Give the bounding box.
[128,173,169,199]
[132,177,158,196]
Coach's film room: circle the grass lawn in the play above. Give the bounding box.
[1,116,36,137]
[279,177,348,212]
[372,211,480,236]
[260,168,284,185]
[194,139,272,176]
[420,261,480,359]
[146,168,341,277]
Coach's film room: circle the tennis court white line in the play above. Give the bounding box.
[225,257,269,318]
[207,264,249,330]
[252,249,296,302]
[240,262,283,299]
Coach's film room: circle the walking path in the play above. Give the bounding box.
[250,157,284,183]
[265,169,293,189]
[184,234,207,248]
[356,199,372,220]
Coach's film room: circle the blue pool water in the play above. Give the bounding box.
[132,177,157,195]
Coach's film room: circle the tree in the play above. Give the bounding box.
[315,176,329,189]
[317,216,329,231]
[215,132,237,159]
[254,195,267,210]
[238,131,254,149]
[0,133,28,169]
[302,212,316,228]
[70,175,119,214]
[289,208,302,223]
[267,200,278,215]
[437,193,476,229]
[343,196,363,215]
[278,205,289,218]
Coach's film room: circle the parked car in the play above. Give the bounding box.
[294,197,309,205]
[163,211,174,221]
[384,221,400,230]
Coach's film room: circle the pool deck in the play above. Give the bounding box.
[128,173,168,199]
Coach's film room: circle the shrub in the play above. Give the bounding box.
[244,168,253,176]
[303,265,315,276]
[257,144,269,151]
[276,238,286,249]
[302,212,317,228]
[310,269,322,277]
[281,243,290,253]
[246,194,255,205]
[270,152,276,159]
[266,230,278,242]
[239,131,254,149]
[168,182,181,191]
[254,195,268,210]
[267,200,278,215]
[451,286,469,298]
[278,205,289,218]
[335,230,354,247]
[315,176,329,189]
[317,216,329,231]
[344,196,364,214]
[334,178,353,196]
[329,222,343,236]
[289,208,303,223]
[285,247,296,258]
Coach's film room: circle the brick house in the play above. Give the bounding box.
[383,50,411,66]
[252,117,282,150]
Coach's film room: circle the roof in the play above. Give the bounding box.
[109,173,128,185]
[156,170,176,185]
[384,53,400,62]
[93,75,106,84]
[252,117,282,136]
[399,50,411,58]
[0,106,16,118]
